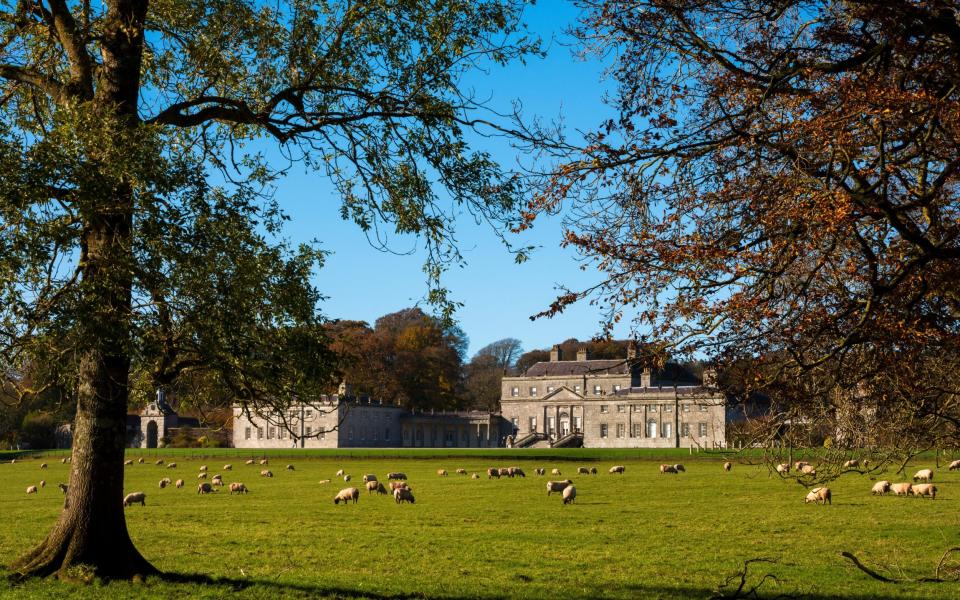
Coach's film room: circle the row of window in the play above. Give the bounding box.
[243,425,326,440]
[510,384,623,397]
[598,422,709,438]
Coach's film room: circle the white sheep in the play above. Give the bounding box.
[223,464,233,471]
[437,469,448,477]
[487,468,500,479]
[259,459,269,465]
[286,464,295,471]
[26,485,38,494]
[673,464,685,472]
[800,465,817,476]
[245,459,255,465]
[499,467,511,477]
[562,485,577,505]
[577,467,590,475]
[367,481,387,495]
[197,482,215,494]
[212,475,223,486]
[175,479,184,489]
[387,472,407,480]
[551,468,562,476]
[40,463,47,469]
[389,481,410,491]
[155,459,164,466]
[137,457,144,464]
[471,473,480,479]
[610,465,626,474]
[590,467,598,475]
[362,474,378,483]
[343,474,351,482]
[261,470,273,478]
[61,458,69,464]
[912,483,937,499]
[871,481,891,495]
[794,461,809,471]
[659,464,677,474]
[198,465,207,472]
[158,478,171,488]
[843,459,859,469]
[39,480,46,488]
[775,463,789,474]
[334,487,360,504]
[197,472,207,479]
[535,468,545,476]
[913,468,933,482]
[123,492,146,506]
[166,462,177,469]
[336,469,345,477]
[546,480,573,495]
[509,467,526,478]
[723,462,732,472]
[124,459,134,466]
[394,487,415,504]
[456,468,467,475]
[891,482,913,496]
[949,460,960,471]
[229,482,248,494]
[805,487,831,505]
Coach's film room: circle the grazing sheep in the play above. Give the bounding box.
[61,458,69,464]
[723,462,732,472]
[913,469,934,482]
[912,483,937,499]
[659,464,678,474]
[871,481,891,495]
[949,460,960,471]
[843,459,859,469]
[805,487,832,505]
[197,482,215,494]
[26,485,38,494]
[362,474,378,483]
[794,461,809,471]
[891,482,913,496]
[57,483,68,494]
[394,487,415,504]
[334,487,360,505]
[509,467,526,478]
[471,473,480,479]
[223,464,233,471]
[487,468,500,479]
[387,472,407,481]
[437,469,448,477]
[499,467,511,478]
[336,469,345,477]
[198,465,207,472]
[389,481,410,491]
[590,467,598,475]
[562,485,577,505]
[245,459,255,465]
[610,465,626,474]
[800,465,817,476]
[158,478,170,489]
[286,464,295,471]
[124,459,133,466]
[123,492,146,507]
[343,474,351,482]
[229,482,248,494]
[155,459,164,466]
[546,480,573,495]
[40,463,48,469]
[261,470,273,478]
[535,468,545,476]
[577,467,590,475]
[367,481,388,495]
[175,479,184,489]
[551,468,562,476]
[212,475,223,486]
[197,472,207,479]
[775,463,789,474]
[673,464,685,472]
[259,459,268,465]
[456,468,467,475]
[39,480,46,488]
[166,463,177,469]
[137,457,144,464]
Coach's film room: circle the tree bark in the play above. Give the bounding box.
[12,0,155,580]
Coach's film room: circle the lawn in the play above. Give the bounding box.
[0,450,957,599]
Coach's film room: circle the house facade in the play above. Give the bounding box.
[499,345,727,449]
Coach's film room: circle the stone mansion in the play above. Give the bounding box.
[499,345,726,449]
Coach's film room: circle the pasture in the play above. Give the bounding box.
[0,450,958,599]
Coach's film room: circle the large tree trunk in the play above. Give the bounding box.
[12,0,154,580]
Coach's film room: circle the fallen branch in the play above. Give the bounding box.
[841,548,960,583]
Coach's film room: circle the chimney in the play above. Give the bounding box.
[577,346,588,361]
[550,345,563,362]
[641,367,652,387]
[703,368,717,387]
[626,341,637,361]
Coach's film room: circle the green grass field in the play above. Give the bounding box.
[0,450,958,599]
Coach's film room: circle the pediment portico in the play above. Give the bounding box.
[541,386,583,403]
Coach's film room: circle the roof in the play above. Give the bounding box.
[523,359,631,377]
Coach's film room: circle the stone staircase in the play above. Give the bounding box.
[551,432,584,448]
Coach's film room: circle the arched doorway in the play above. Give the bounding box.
[146,420,158,448]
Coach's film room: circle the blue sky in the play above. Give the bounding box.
[272,2,628,358]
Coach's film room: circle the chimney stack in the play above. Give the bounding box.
[626,341,637,361]
[641,367,652,387]
[577,346,588,361]
[550,345,563,362]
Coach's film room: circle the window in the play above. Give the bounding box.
[649,404,658,412]
[647,420,657,438]
[306,426,312,436]
[633,423,643,437]
[244,427,251,440]
[600,405,609,413]
[699,404,708,412]
[511,417,519,428]
[617,404,626,413]
[600,424,608,438]
[574,385,581,393]
[279,428,286,440]
[547,386,555,393]
[306,409,313,418]
[530,386,538,397]
[257,427,264,439]
[664,404,673,413]
[616,423,625,438]
[632,404,639,412]
[573,416,582,432]
[699,422,708,437]
[593,385,602,395]
[267,426,275,439]
[529,416,537,432]
[682,404,690,412]
[681,423,690,437]
[663,422,673,438]
[548,416,556,433]
[288,410,297,419]
[613,384,621,392]
[511,386,519,397]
